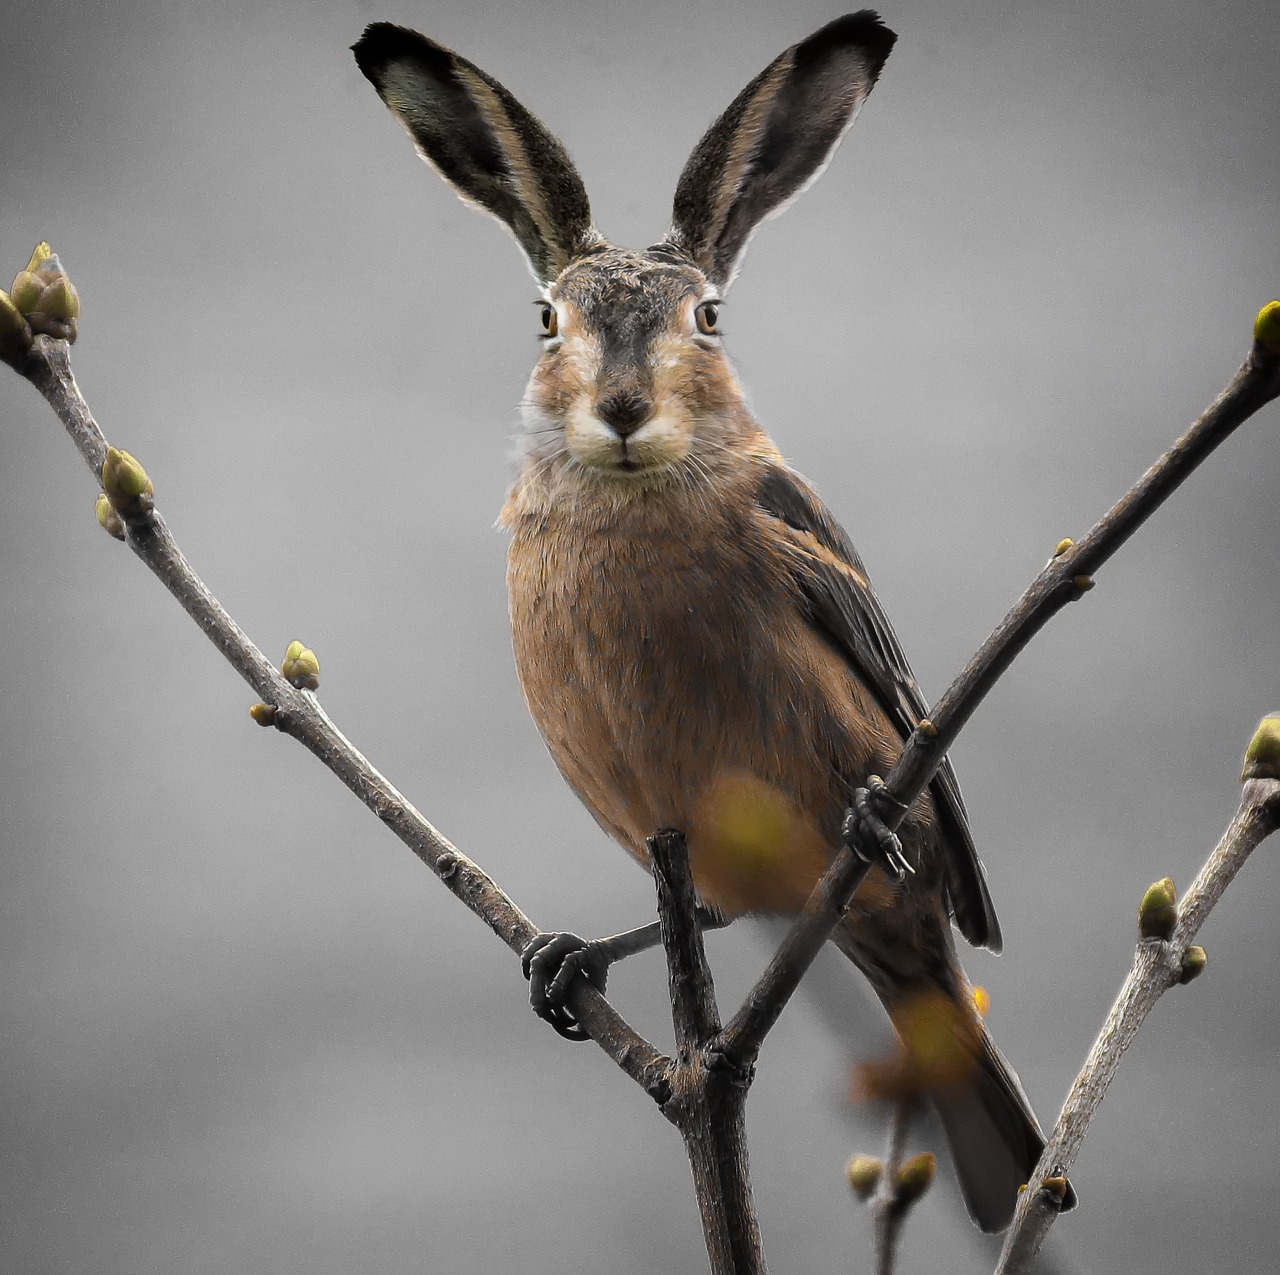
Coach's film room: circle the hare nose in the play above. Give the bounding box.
[596,392,652,438]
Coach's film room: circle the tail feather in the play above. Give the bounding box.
[931,1029,1075,1232]
[832,913,1075,1230]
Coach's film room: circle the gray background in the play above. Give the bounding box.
[2,1,1278,1272]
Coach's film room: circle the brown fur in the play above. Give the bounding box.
[502,268,947,984]
[355,15,1065,1231]
[505,458,935,934]
[495,240,1054,1231]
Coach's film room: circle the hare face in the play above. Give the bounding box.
[522,248,745,483]
[353,16,898,498]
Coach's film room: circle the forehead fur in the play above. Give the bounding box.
[550,245,708,324]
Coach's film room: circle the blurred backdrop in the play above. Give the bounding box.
[2,2,1278,1272]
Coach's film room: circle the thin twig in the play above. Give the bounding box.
[996,770,1280,1274]
[720,335,1280,1068]
[651,830,723,1054]
[719,847,871,1066]
[889,347,1280,830]
[872,1100,917,1275]
[12,334,673,1102]
[650,832,766,1275]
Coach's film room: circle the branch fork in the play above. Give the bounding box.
[7,242,1280,1275]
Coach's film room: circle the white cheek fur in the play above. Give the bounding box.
[562,399,693,471]
[624,414,691,466]
[564,400,622,467]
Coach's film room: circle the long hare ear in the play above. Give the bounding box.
[663,11,896,291]
[353,24,599,285]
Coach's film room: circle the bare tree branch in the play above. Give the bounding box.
[872,1099,919,1275]
[717,318,1280,1070]
[996,723,1280,1274]
[719,840,874,1068]
[650,832,766,1275]
[845,1099,934,1275]
[652,830,723,1054]
[7,248,1280,1275]
[8,331,674,1103]
[889,338,1280,818]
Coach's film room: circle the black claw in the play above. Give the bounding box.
[866,773,909,817]
[520,930,558,980]
[520,931,611,1042]
[842,778,914,881]
[544,1006,592,1042]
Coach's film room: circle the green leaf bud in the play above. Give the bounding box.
[10,271,44,314]
[1138,877,1177,940]
[23,243,52,275]
[1178,945,1207,985]
[0,291,31,355]
[32,250,64,281]
[24,261,79,340]
[282,640,320,690]
[101,447,154,516]
[34,276,80,321]
[845,1155,882,1201]
[95,492,126,540]
[1241,714,1280,782]
[1254,300,1280,356]
[894,1153,936,1208]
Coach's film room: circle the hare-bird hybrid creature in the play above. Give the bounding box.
[353,13,1072,1233]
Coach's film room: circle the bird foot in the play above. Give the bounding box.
[521,931,612,1041]
[842,775,914,881]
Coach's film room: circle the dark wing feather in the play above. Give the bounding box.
[755,463,1002,952]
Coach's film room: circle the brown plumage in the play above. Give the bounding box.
[354,12,1072,1232]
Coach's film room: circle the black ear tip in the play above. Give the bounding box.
[352,22,453,83]
[798,11,898,77]
[352,22,405,71]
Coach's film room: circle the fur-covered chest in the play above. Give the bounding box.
[507,506,773,699]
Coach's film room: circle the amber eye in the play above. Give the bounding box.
[695,301,720,335]
[540,304,558,337]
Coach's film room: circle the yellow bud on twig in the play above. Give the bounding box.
[282,641,320,690]
[1241,714,1280,782]
[32,253,65,283]
[95,493,126,540]
[1040,1176,1071,1206]
[101,447,154,517]
[34,276,80,322]
[1178,945,1207,985]
[13,250,80,342]
[894,1153,936,1208]
[1138,877,1177,940]
[845,1155,882,1201]
[1254,300,1280,356]
[248,703,278,727]
[0,291,32,357]
[24,243,52,275]
[10,271,43,314]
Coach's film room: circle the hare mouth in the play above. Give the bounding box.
[602,445,657,476]
[587,446,675,479]
[563,404,690,474]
